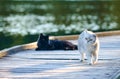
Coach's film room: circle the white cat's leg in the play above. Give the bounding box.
[78,42,85,62]
[93,52,98,64]
[80,53,85,62]
[87,52,93,65]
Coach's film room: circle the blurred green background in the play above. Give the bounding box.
[0,0,120,50]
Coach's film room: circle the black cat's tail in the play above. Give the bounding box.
[74,45,78,50]
[35,48,40,51]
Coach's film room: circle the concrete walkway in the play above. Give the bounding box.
[0,35,120,79]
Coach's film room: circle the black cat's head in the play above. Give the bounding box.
[40,33,48,42]
[37,33,49,50]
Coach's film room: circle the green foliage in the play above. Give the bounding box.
[0,1,120,50]
[0,32,38,50]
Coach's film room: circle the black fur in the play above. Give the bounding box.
[35,33,77,50]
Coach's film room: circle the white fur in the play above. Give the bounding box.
[78,30,99,65]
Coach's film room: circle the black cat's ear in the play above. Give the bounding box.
[40,33,43,36]
[39,33,44,39]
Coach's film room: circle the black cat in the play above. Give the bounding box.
[35,33,77,50]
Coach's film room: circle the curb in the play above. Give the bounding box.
[0,42,37,58]
[51,30,120,40]
[110,70,120,79]
[0,30,120,58]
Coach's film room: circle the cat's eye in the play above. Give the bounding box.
[90,39,92,41]
[93,35,96,38]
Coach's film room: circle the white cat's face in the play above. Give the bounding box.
[83,30,96,45]
[85,35,96,45]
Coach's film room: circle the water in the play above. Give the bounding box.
[0,1,120,50]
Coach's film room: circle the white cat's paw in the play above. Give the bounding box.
[88,63,93,65]
[80,60,83,62]
[93,61,97,65]
[88,61,97,65]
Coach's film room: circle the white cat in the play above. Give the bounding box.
[78,30,99,65]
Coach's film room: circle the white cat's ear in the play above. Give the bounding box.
[83,29,88,34]
[93,34,97,39]
[84,29,88,31]
[84,29,88,33]
[93,34,96,37]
